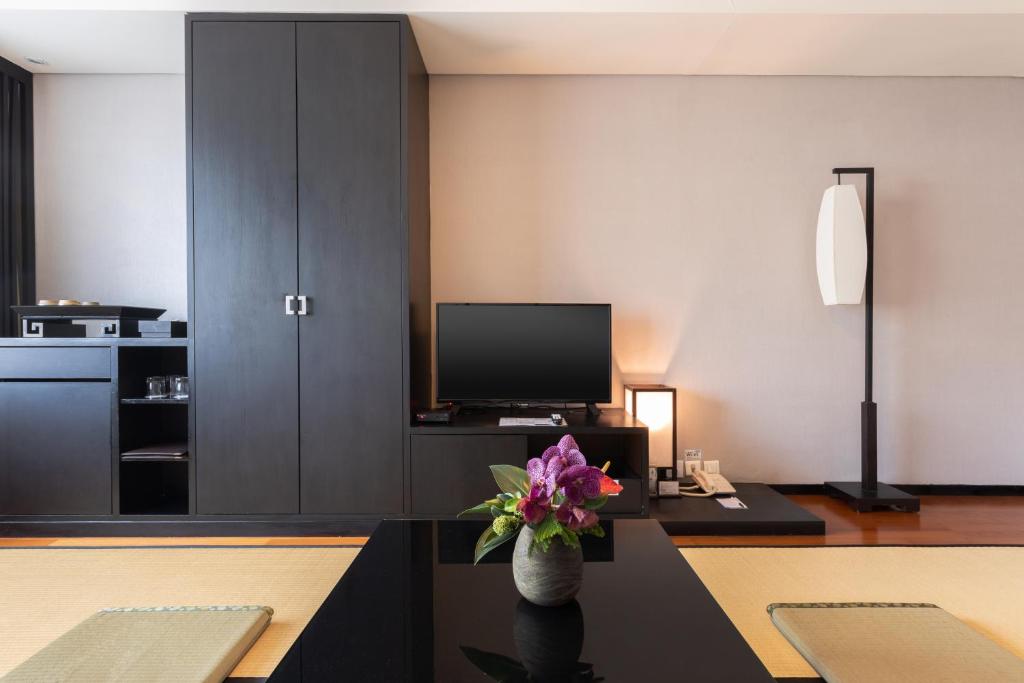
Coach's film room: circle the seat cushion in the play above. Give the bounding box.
[2,605,272,683]
[768,602,1024,683]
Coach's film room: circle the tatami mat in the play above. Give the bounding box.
[0,546,359,679]
[681,546,1024,678]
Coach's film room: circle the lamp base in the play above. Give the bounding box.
[824,481,920,513]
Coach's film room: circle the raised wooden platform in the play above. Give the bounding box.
[650,483,825,536]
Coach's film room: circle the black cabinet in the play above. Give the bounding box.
[188,15,430,516]
[0,382,111,514]
[296,22,404,514]
[191,20,300,514]
[409,410,649,518]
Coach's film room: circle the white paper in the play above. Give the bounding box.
[716,496,748,510]
[498,417,566,427]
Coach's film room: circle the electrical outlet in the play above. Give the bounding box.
[703,459,720,474]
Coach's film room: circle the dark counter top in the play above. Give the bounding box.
[0,337,188,347]
[409,407,647,434]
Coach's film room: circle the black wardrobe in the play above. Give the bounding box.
[187,14,430,516]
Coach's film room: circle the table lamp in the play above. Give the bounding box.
[624,384,676,477]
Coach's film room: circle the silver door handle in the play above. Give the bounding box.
[285,295,296,315]
[297,295,309,316]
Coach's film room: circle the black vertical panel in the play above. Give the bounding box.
[0,59,35,338]
[191,21,300,514]
[0,382,111,514]
[296,22,403,513]
[404,21,432,420]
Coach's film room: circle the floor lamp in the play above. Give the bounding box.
[816,167,919,512]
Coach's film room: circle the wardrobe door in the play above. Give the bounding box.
[192,21,300,513]
[296,22,403,513]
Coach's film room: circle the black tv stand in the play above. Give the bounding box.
[585,403,603,419]
[408,408,648,517]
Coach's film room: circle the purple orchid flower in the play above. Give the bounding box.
[526,451,556,498]
[556,464,604,505]
[542,442,586,478]
[517,483,551,525]
[556,501,599,530]
[557,434,580,453]
[527,440,587,497]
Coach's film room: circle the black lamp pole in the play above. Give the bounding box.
[824,167,919,512]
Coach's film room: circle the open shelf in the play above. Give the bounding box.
[120,460,189,515]
[116,345,190,515]
[121,397,189,405]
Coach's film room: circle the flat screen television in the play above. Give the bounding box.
[436,303,612,403]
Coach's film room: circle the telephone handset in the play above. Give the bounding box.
[680,470,736,497]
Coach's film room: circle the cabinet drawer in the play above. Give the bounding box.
[0,381,112,514]
[0,347,111,379]
[410,435,528,515]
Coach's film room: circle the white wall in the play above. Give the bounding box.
[33,72,1024,483]
[34,74,186,320]
[430,75,1024,484]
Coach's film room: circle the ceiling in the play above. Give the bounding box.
[1,2,1023,76]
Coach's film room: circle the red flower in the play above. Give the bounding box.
[599,475,623,496]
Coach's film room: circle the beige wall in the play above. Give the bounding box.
[430,75,1024,484]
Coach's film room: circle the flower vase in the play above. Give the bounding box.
[512,525,583,607]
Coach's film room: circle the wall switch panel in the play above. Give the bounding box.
[703,460,720,474]
[658,480,680,497]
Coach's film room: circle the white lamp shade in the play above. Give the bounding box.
[816,184,867,306]
[625,385,675,468]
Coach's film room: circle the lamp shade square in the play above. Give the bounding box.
[624,384,676,469]
[816,184,867,306]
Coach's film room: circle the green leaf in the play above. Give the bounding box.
[489,505,503,518]
[459,646,529,682]
[496,492,513,502]
[458,498,500,518]
[490,464,531,495]
[473,525,517,565]
[556,525,581,550]
[581,524,606,539]
[583,494,608,510]
[531,513,561,554]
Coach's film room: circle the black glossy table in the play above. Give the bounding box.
[260,519,774,682]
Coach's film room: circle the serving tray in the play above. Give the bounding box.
[12,305,166,320]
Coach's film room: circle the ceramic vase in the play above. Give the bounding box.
[512,525,583,607]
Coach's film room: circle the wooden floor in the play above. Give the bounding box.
[2,495,1022,548]
[673,494,1024,546]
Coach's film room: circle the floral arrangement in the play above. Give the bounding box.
[460,435,623,564]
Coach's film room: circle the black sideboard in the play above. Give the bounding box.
[0,338,188,521]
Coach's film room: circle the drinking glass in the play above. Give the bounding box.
[146,376,168,399]
[170,376,190,400]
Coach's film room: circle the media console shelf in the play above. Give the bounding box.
[408,408,648,517]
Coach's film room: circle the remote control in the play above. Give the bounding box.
[551,413,563,425]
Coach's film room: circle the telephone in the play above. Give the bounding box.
[680,470,736,497]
